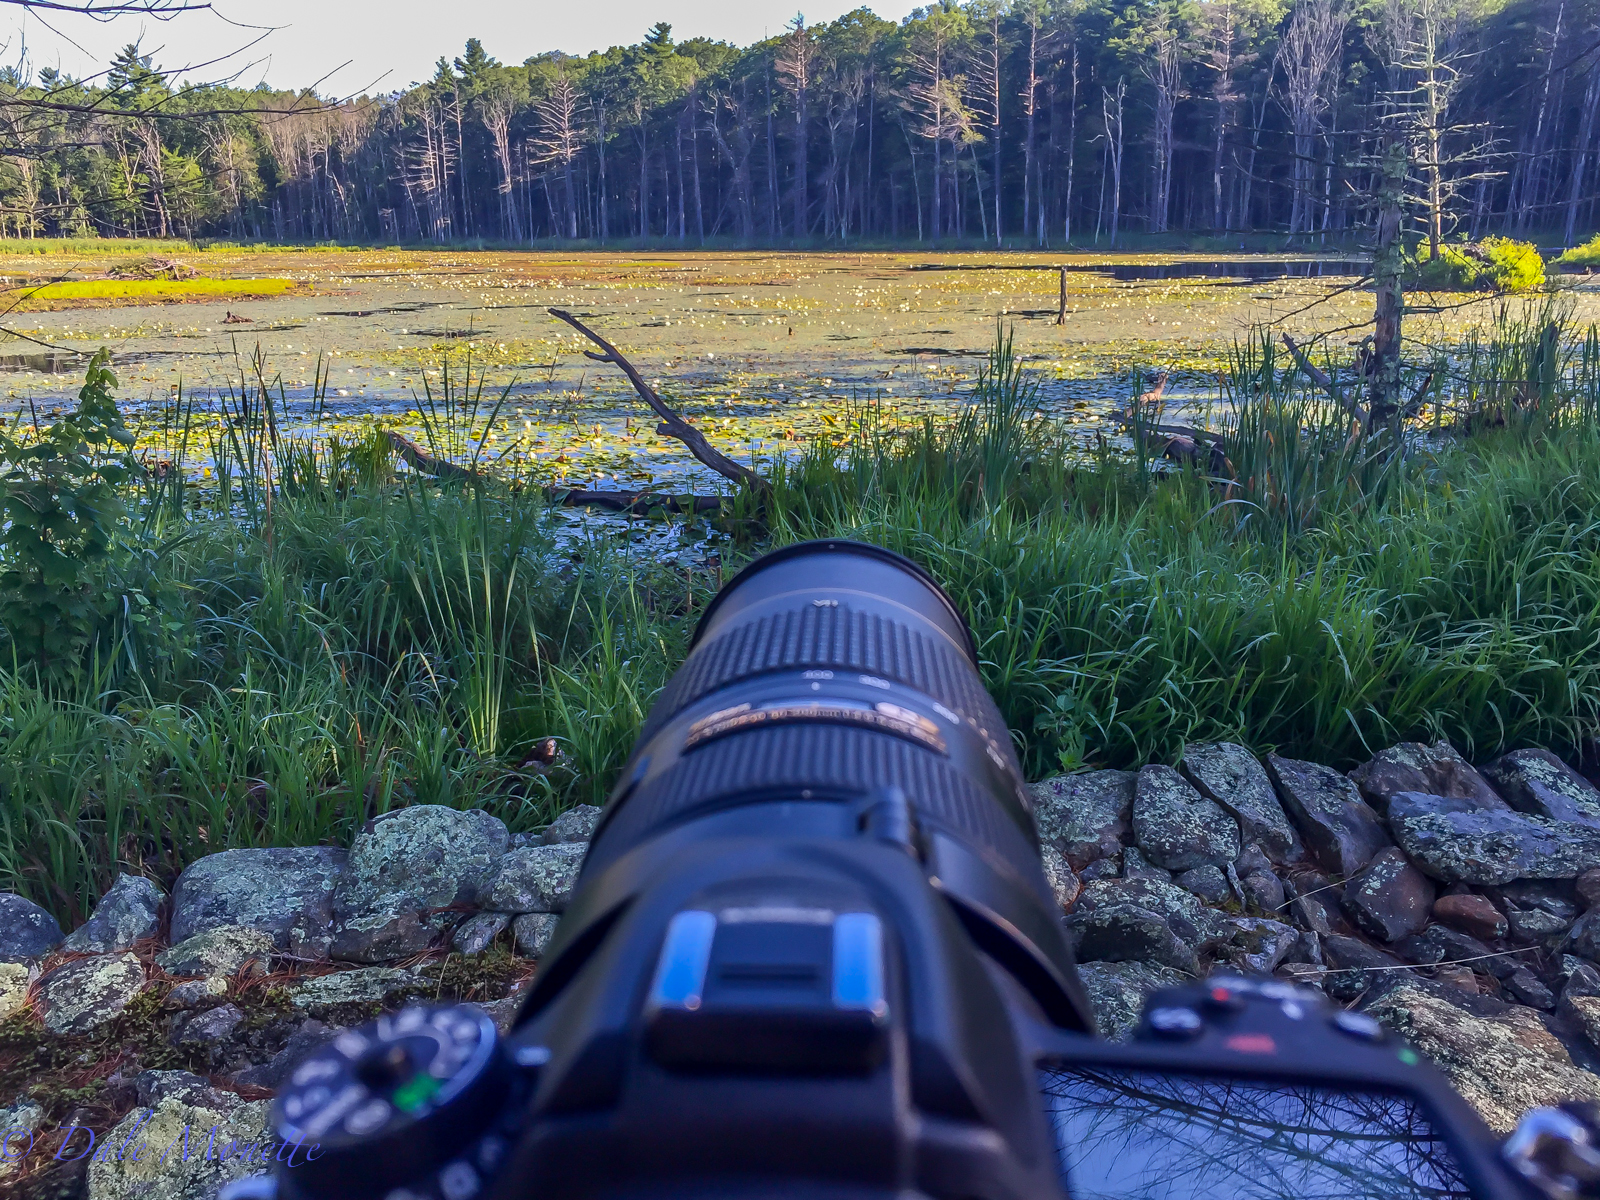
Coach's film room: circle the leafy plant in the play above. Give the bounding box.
[1411,237,1547,293]
[0,350,137,678]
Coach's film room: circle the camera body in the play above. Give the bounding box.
[244,542,1555,1200]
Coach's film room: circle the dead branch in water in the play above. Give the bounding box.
[1282,332,1371,429]
[547,307,769,497]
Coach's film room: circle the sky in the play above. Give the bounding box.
[0,0,922,95]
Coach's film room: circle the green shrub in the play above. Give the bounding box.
[1558,233,1600,268]
[1412,237,1546,292]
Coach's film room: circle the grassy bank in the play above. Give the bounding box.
[5,309,1600,922]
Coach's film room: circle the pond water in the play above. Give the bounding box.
[0,247,1585,496]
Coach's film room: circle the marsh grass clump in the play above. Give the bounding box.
[7,316,1600,924]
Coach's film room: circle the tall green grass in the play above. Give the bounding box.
[7,312,1600,921]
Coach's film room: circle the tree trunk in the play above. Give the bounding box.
[1369,138,1407,425]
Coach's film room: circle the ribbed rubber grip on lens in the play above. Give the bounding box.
[603,723,1041,882]
[642,603,1003,745]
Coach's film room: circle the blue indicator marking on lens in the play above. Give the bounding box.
[832,912,887,1016]
[650,910,717,1011]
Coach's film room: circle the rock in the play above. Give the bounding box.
[85,1086,271,1200]
[1240,871,1286,916]
[1399,924,1516,979]
[174,1002,244,1045]
[1321,935,1405,1000]
[331,805,508,962]
[169,846,346,955]
[541,804,603,843]
[479,985,530,1034]
[1341,848,1436,942]
[1075,878,1220,946]
[1071,905,1199,975]
[1506,968,1557,1010]
[1488,881,1578,941]
[1181,742,1302,863]
[1276,962,1327,992]
[1364,984,1600,1133]
[1482,748,1600,829]
[1432,893,1509,941]
[1176,865,1231,904]
[0,892,63,963]
[1040,845,1081,911]
[64,874,163,954]
[1076,960,1192,1040]
[287,967,428,1016]
[452,912,511,955]
[1281,929,1325,967]
[1080,857,1120,881]
[1288,893,1334,937]
[513,912,560,958]
[487,843,586,914]
[233,1019,344,1090]
[1265,754,1391,876]
[1235,845,1274,878]
[1121,847,1172,882]
[1567,911,1600,963]
[1215,917,1300,974]
[1131,764,1240,872]
[1566,994,1600,1051]
[135,1069,237,1110]
[1564,957,1600,1003]
[37,952,144,1034]
[1578,869,1600,912]
[0,1097,44,1179]
[1388,791,1600,883]
[1436,966,1480,994]
[164,977,228,1008]
[156,926,276,977]
[0,962,35,1020]
[1030,770,1136,870]
[1349,741,1506,814]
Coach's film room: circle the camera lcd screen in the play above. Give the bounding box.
[1040,1066,1473,1200]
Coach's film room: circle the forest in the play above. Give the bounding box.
[0,0,1590,248]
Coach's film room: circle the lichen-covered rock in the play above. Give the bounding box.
[85,1089,271,1200]
[331,805,508,962]
[1341,848,1436,942]
[1030,770,1136,870]
[513,912,560,958]
[173,1002,244,1045]
[37,952,145,1035]
[0,1096,44,1180]
[1068,878,1220,975]
[1483,748,1600,829]
[1214,917,1300,974]
[452,912,511,955]
[1565,993,1600,1051]
[1388,791,1600,883]
[1432,893,1508,941]
[1349,741,1506,814]
[169,846,346,954]
[0,961,35,1020]
[1322,935,1405,1000]
[1040,845,1081,911]
[1075,877,1221,945]
[287,967,427,1017]
[1121,846,1172,882]
[1131,765,1240,872]
[1566,911,1600,963]
[487,843,586,914]
[1505,968,1557,1010]
[1399,924,1516,980]
[232,1018,344,1091]
[1364,984,1600,1133]
[1239,870,1286,916]
[0,892,62,963]
[1266,754,1391,876]
[540,804,603,844]
[156,926,276,977]
[164,977,228,1009]
[65,874,163,954]
[1176,865,1231,904]
[1181,742,1302,864]
[1075,960,1192,1040]
[1488,880,1578,940]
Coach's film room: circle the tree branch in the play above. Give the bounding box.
[1282,332,1371,428]
[547,308,768,496]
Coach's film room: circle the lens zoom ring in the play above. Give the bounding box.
[647,604,999,742]
[612,723,1040,881]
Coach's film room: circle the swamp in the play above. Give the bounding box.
[4,242,1600,925]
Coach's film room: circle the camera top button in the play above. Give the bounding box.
[1148,1006,1204,1039]
[1202,985,1246,1014]
[1332,1010,1386,1042]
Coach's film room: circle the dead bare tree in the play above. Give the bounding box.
[1273,0,1348,236]
[1143,10,1183,235]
